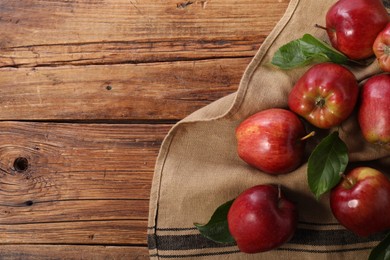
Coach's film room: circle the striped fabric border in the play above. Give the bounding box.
[147,223,388,258]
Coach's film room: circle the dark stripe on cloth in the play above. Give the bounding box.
[149,247,376,259]
[150,250,241,259]
[148,228,387,251]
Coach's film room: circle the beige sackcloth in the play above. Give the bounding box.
[148,0,390,259]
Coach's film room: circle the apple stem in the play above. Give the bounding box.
[315,98,326,108]
[277,184,282,200]
[300,131,316,141]
[315,24,328,31]
[340,172,355,188]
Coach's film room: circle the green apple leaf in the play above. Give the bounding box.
[271,34,349,69]
[194,199,235,244]
[307,131,349,199]
[369,232,390,260]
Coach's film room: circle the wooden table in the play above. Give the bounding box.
[0,1,289,258]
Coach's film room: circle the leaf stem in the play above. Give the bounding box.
[347,58,375,67]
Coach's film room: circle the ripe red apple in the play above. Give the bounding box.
[358,74,390,147]
[330,167,390,237]
[228,184,298,253]
[324,0,389,60]
[373,22,390,72]
[236,108,309,175]
[288,63,358,129]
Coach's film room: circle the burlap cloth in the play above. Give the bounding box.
[148,0,390,259]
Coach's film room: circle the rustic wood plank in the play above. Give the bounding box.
[0,58,247,120]
[0,122,163,245]
[0,122,168,204]
[0,220,147,245]
[0,245,149,260]
[0,0,289,67]
[0,199,149,224]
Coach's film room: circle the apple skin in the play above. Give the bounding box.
[228,184,298,253]
[288,63,358,129]
[374,22,390,72]
[236,108,306,175]
[358,74,390,147]
[330,167,390,237]
[325,0,389,60]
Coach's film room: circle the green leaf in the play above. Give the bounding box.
[271,34,349,69]
[307,131,349,199]
[369,232,390,260]
[194,199,235,244]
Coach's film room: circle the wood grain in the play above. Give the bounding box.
[0,58,248,121]
[0,122,169,203]
[0,0,289,121]
[0,0,289,67]
[0,220,147,245]
[0,245,149,260]
[0,122,169,245]
[0,200,149,224]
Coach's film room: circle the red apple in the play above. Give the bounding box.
[374,22,390,72]
[324,0,389,60]
[330,167,390,237]
[228,184,298,253]
[288,63,358,129]
[236,108,309,175]
[358,74,390,147]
